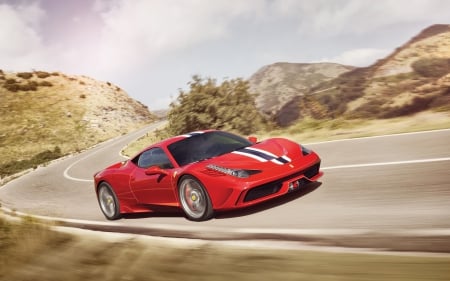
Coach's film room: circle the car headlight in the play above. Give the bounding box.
[206,164,260,178]
[300,145,312,156]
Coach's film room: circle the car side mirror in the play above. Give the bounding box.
[145,166,169,176]
[248,136,258,144]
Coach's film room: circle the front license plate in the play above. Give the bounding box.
[288,178,310,192]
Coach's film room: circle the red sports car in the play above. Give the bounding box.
[94,130,323,221]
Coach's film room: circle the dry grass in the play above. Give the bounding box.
[0,71,155,177]
[260,111,450,144]
[1,216,449,281]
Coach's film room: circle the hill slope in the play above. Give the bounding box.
[248,62,354,116]
[297,24,450,125]
[0,70,156,178]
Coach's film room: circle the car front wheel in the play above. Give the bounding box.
[97,182,121,220]
[178,176,214,221]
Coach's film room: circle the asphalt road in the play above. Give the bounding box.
[1,124,449,237]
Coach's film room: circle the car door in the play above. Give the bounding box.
[129,147,177,205]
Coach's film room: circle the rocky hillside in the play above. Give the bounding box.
[248,62,354,116]
[0,70,156,177]
[276,24,450,126]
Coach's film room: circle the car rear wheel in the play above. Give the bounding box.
[178,176,214,221]
[97,182,121,220]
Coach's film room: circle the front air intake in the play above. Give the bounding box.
[244,182,283,202]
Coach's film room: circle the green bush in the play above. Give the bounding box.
[166,76,266,136]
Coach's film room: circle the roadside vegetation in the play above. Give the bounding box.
[2,24,450,280]
[123,72,449,157]
[166,75,267,136]
[0,69,155,179]
[1,215,449,281]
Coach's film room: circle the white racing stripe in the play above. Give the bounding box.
[232,150,268,162]
[322,157,450,170]
[245,147,278,158]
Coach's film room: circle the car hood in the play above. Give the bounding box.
[201,138,298,169]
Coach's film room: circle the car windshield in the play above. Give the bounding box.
[168,131,252,167]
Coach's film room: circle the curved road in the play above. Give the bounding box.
[1,124,450,243]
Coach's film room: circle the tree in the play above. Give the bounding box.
[167,75,266,135]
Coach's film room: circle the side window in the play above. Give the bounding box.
[137,148,173,169]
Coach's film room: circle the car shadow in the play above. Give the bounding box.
[121,182,322,221]
[122,206,183,220]
[214,181,322,220]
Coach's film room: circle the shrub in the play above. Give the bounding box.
[275,96,302,127]
[3,83,20,92]
[350,99,385,118]
[79,94,86,99]
[35,71,50,79]
[39,81,53,87]
[412,58,450,78]
[20,81,38,91]
[0,146,63,177]
[17,72,33,79]
[380,96,434,118]
[5,78,17,84]
[166,75,266,135]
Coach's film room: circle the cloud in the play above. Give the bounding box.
[319,48,391,66]
[0,2,48,69]
[271,0,450,36]
[94,0,263,72]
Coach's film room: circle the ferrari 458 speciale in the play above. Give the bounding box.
[94,130,323,221]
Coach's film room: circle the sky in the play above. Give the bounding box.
[1,0,449,110]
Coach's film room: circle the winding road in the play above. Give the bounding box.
[1,123,449,247]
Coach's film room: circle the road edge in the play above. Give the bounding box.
[2,205,450,255]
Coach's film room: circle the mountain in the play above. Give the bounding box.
[248,62,354,116]
[0,70,156,178]
[275,24,450,126]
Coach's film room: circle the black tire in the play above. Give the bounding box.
[178,175,214,221]
[97,182,121,220]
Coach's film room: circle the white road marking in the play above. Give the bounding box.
[63,122,166,183]
[63,154,96,182]
[322,157,450,170]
